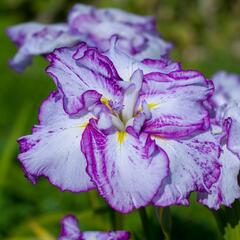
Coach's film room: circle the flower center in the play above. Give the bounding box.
[121,69,143,124]
[99,69,144,133]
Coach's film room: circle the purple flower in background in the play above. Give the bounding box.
[7,23,80,72]
[58,214,130,240]
[198,104,240,209]
[209,71,240,123]
[7,4,171,72]
[68,4,172,59]
[197,71,240,209]
[18,40,220,213]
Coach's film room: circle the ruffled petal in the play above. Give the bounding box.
[81,119,169,213]
[141,58,181,73]
[106,38,174,81]
[7,22,44,47]
[153,132,221,206]
[211,71,240,110]
[83,231,130,240]
[58,214,130,240]
[198,145,240,209]
[7,23,80,72]
[68,4,171,60]
[18,91,95,192]
[140,71,212,138]
[68,3,155,31]
[224,103,240,157]
[46,43,123,115]
[58,215,82,240]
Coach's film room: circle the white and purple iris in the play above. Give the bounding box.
[18,38,221,213]
[210,71,240,116]
[58,214,130,240]
[198,72,240,209]
[7,4,171,72]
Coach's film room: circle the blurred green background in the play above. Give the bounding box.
[0,0,240,239]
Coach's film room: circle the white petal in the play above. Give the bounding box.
[18,92,95,192]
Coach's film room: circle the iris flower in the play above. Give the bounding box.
[7,4,171,72]
[198,72,240,209]
[58,214,130,240]
[18,39,220,213]
[211,71,240,111]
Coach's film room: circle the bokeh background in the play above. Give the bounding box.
[0,0,240,239]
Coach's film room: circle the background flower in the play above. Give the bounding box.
[198,70,240,209]
[198,104,240,209]
[7,4,171,72]
[59,214,130,240]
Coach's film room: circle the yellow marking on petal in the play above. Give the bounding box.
[138,102,158,112]
[148,103,159,109]
[78,122,89,128]
[101,96,112,111]
[117,131,126,145]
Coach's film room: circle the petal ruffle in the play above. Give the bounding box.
[140,71,213,138]
[7,23,79,72]
[58,214,130,240]
[142,58,181,73]
[7,22,43,47]
[83,231,130,240]
[59,215,82,240]
[7,4,172,72]
[81,119,169,213]
[153,132,221,206]
[106,38,175,81]
[18,91,95,192]
[211,71,240,110]
[68,4,171,60]
[224,103,240,157]
[46,44,123,115]
[198,145,240,209]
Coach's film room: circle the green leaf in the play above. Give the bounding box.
[0,104,31,189]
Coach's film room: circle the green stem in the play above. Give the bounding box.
[139,208,150,240]
[110,210,123,230]
[115,211,123,230]
[88,190,99,211]
[154,207,171,240]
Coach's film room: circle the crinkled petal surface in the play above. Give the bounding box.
[46,44,123,115]
[68,4,171,59]
[7,22,44,46]
[59,215,82,240]
[153,132,221,206]
[139,70,212,138]
[7,22,80,72]
[197,111,240,209]
[141,58,181,73]
[59,214,130,240]
[69,4,155,31]
[211,71,240,109]
[224,103,240,157]
[106,40,175,81]
[18,91,95,192]
[198,145,240,209]
[83,231,130,240]
[81,119,169,213]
